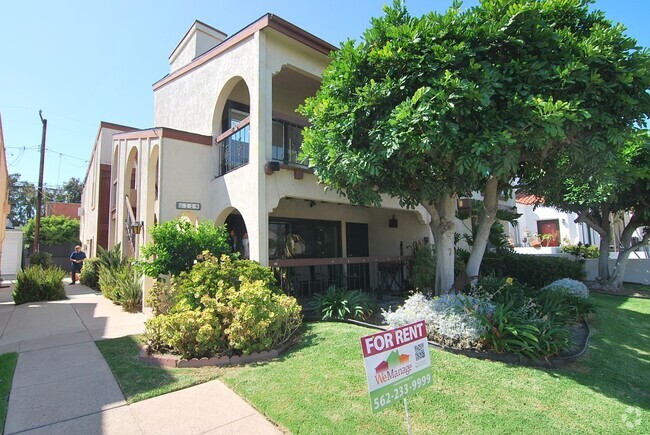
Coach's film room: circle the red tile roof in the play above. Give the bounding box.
[515,193,544,206]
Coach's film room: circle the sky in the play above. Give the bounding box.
[1,0,648,189]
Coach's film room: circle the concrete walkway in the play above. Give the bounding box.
[0,281,283,434]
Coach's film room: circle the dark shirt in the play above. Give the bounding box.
[70,251,86,266]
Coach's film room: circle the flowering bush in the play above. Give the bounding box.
[541,278,589,299]
[383,293,494,349]
[144,253,302,358]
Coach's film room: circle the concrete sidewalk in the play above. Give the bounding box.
[0,281,283,434]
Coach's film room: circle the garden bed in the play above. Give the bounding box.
[348,317,591,368]
[138,333,301,368]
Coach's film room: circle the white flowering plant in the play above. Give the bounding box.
[541,278,589,299]
[382,292,495,350]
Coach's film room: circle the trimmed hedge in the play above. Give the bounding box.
[480,253,585,288]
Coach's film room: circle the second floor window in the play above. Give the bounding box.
[272,119,305,165]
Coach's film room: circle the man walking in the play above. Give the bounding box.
[69,245,86,285]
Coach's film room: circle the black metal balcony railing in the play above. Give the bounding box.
[217,117,250,176]
[271,256,409,299]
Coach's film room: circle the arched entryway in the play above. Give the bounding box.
[223,210,249,259]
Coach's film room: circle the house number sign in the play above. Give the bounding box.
[176,202,201,210]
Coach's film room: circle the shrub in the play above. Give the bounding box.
[144,253,303,358]
[145,300,225,359]
[116,265,142,312]
[80,258,100,289]
[562,244,599,259]
[13,266,67,304]
[383,293,493,349]
[174,253,280,310]
[225,281,303,354]
[99,264,123,302]
[138,219,231,278]
[97,244,128,271]
[537,287,594,322]
[409,243,436,293]
[29,251,53,269]
[147,277,175,316]
[469,277,535,310]
[480,253,585,288]
[535,290,577,326]
[311,286,374,321]
[480,299,573,360]
[541,278,589,299]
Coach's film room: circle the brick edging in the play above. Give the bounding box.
[138,337,298,368]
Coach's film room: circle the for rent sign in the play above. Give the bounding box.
[360,320,432,413]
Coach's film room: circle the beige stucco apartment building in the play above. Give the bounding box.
[80,15,435,297]
[0,115,13,275]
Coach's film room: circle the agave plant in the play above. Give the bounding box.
[311,286,374,321]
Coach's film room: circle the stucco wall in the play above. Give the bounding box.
[584,258,650,285]
[80,147,98,255]
[159,139,213,222]
[81,126,135,257]
[154,35,258,135]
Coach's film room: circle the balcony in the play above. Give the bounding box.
[217,116,250,176]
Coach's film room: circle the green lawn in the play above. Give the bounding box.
[99,294,649,433]
[95,336,235,403]
[0,352,18,433]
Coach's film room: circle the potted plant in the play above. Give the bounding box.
[540,233,554,247]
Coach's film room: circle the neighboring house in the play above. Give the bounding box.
[79,122,136,257]
[0,114,16,277]
[46,202,81,220]
[514,193,599,248]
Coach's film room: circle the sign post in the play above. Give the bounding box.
[360,320,432,415]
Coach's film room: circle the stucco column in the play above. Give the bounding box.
[249,31,271,266]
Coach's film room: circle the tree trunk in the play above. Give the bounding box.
[596,208,612,281]
[597,232,610,281]
[465,177,499,281]
[607,214,649,291]
[423,195,456,295]
[576,207,610,281]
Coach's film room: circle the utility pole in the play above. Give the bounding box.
[34,110,47,253]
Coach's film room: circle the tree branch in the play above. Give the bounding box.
[621,230,650,257]
[575,210,607,237]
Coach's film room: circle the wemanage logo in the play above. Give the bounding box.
[374,350,413,384]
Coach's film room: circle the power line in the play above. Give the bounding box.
[5,145,88,162]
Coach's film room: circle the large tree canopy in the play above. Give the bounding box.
[300,0,650,292]
[23,215,80,248]
[525,130,650,290]
[8,175,85,227]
